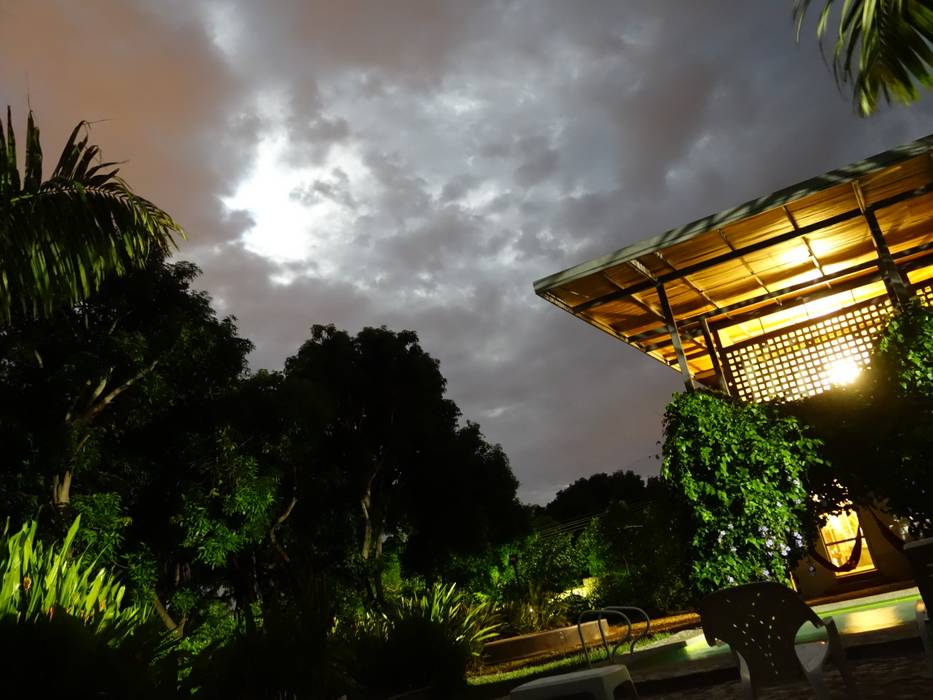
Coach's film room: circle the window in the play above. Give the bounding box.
[819,509,875,577]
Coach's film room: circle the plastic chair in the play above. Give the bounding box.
[904,537,933,675]
[698,582,859,700]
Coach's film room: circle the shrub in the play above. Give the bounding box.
[348,582,501,695]
[0,517,163,696]
[582,495,691,615]
[661,391,821,597]
[0,516,148,635]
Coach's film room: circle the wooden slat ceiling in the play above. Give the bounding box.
[534,135,933,377]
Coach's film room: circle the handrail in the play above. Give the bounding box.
[603,606,651,655]
[576,608,633,668]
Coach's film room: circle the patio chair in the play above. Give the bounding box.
[698,582,859,700]
[509,608,639,699]
[903,537,933,674]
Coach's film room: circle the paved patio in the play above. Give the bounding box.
[644,650,931,698]
[471,587,931,699]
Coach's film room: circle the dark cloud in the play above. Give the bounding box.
[2,0,932,503]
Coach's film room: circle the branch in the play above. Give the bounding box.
[73,358,159,425]
[269,496,298,564]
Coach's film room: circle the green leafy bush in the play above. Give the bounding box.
[876,301,933,399]
[581,496,691,614]
[493,532,589,634]
[349,582,501,695]
[661,391,821,597]
[0,516,148,636]
[0,517,164,697]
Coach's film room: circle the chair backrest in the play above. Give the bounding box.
[698,582,823,691]
[904,537,933,611]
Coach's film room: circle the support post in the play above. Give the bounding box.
[656,282,695,391]
[700,317,730,396]
[865,208,912,309]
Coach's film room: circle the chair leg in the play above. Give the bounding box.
[804,669,830,700]
[736,653,756,700]
[605,667,639,699]
[920,619,933,677]
[829,637,861,699]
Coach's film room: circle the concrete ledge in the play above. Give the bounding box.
[483,620,610,665]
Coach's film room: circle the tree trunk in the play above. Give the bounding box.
[360,476,375,561]
[52,470,72,507]
[151,591,186,637]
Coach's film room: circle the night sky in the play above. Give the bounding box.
[2,1,931,504]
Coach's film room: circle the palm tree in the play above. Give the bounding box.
[794,0,933,116]
[0,108,184,323]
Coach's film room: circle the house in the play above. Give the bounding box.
[533,135,933,598]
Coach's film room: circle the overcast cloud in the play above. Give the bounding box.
[2,1,931,503]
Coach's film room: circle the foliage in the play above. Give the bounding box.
[661,391,823,597]
[581,489,692,614]
[545,469,649,524]
[0,108,183,323]
[788,301,933,535]
[171,431,277,569]
[282,324,526,598]
[71,492,131,566]
[876,300,933,397]
[489,532,589,634]
[0,516,169,696]
[348,582,501,695]
[794,0,933,115]
[0,516,148,636]
[181,603,343,700]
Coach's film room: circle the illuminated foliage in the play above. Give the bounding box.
[794,0,933,116]
[0,108,182,323]
[661,391,822,596]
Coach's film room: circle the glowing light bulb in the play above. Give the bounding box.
[825,358,861,386]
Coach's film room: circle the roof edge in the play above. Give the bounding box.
[533,133,933,295]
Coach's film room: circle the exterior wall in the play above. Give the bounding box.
[794,505,912,599]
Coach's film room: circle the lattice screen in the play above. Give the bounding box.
[722,297,893,403]
[916,282,933,305]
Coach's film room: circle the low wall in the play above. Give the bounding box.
[483,619,610,665]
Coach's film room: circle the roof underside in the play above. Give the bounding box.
[534,134,933,382]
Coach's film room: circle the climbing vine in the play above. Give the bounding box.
[661,390,825,597]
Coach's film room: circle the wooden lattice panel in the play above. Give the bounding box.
[722,297,893,403]
[916,283,933,306]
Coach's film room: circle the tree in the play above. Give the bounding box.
[545,469,649,524]
[579,481,692,614]
[794,0,933,115]
[281,324,525,598]
[0,258,251,513]
[0,257,272,640]
[0,108,183,323]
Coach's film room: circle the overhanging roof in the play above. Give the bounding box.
[534,134,933,382]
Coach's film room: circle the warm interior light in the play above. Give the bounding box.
[825,358,861,386]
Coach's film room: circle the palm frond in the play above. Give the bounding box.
[794,0,933,115]
[0,108,185,323]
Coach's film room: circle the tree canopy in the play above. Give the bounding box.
[0,108,183,323]
[794,0,933,115]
